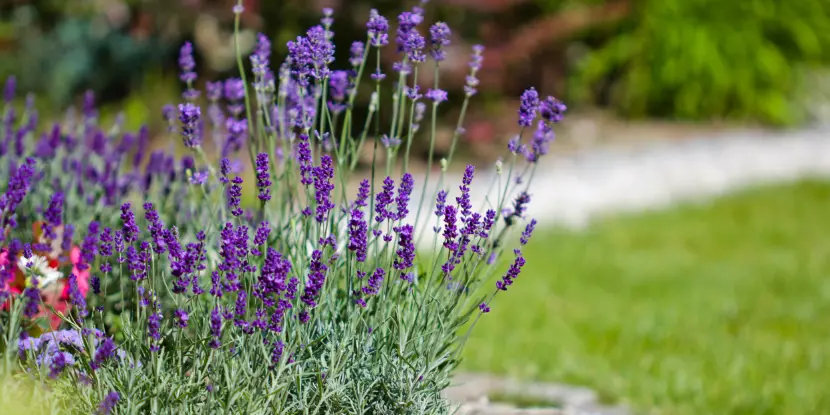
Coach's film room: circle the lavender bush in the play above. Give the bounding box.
[0,2,565,413]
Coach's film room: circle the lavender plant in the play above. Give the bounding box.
[0,2,566,414]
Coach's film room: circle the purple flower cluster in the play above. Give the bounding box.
[350,41,365,67]
[429,22,451,61]
[328,70,350,113]
[375,176,396,222]
[178,103,201,148]
[209,305,222,349]
[396,12,425,64]
[496,252,526,291]
[300,249,328,315]
[393,224,415,273]
[254,247,296,333]
[0,157,36,232]
[297,134,313,186]
[520,219,537,245]
[228,176,244,217]
[356,267,385,307]
[255,153,272,202]
[367,10,389,47]
[348,180,370,262]
[97,391,120,415]
[40,191,64,245]
[518,87,540,127]
[120,203,140,244]
[396,173,414,220]
[426,88,448,103]
[312,155,335,223]
[465,45,484,96]
[79,221,101,270]
[287,25,335,82]
[91,337,117,370]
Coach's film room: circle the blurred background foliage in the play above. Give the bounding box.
[0,0,828,129]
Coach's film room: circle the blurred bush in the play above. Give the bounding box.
[568,0,830,125]
[0,0,178,109]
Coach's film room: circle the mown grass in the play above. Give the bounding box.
[462,179,830,415]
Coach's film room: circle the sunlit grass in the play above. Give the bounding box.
[463,179,830,415]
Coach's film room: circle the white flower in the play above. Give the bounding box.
[18,254,63,288]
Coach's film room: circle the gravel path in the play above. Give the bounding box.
[413,124,830,246]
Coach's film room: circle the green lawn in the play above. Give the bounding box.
[462,180,830,415]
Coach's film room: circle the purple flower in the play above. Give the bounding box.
[120,203,140,244]
[312,155,335,223]
[79,221,101,270]
[526,120,555,163]
[481,209,496,238]
[361,267,385,298]
[147,299,162,351]
[442,205,459,251]
[22,282,40,319]
[521,219,537,245]
[396,173,414,220]
[479,302,491,313]
[48,351,68,378]
[429,22,451,61]
[190,171,208,185]
[40,191,64,242]
[3,75,14,103]
[396,12,425,63]
[91,337,116,370]
[540,96,567,123]
[270,340,285,367]
[297,134,313,186]
[367,10,389,47]
[518,87,540,127]
[465,45,484,96]
[178,103,201,148]
[287,25,335,82]
[91,276,101,295]
[97,391,120,415]
[328,70,350,113]
[255,153,272,202]
[224,78,246,116]
[179,42,197,83]
[68,273,88,319]
[393,224,415,273]
[223,117,248,158]
[435,190,448,217]
[233,290,250,331]
[350,41,365,67]
[228,176,244,216]
[99,227,113,258]
[206,81,223,101]
[381,134,401,148]
[375,176,396,222]
[209,305,222,349]
[348,180,370,262]
[300,249,328,310]
[506,191,531,225]
[457,165,475,217]
[496,253,526,291]
[114,230,124,257]
[0,157,36,230]
[253,221,271,253]
[426,88,448,103]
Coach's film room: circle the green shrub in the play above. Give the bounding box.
[570,0,830,125]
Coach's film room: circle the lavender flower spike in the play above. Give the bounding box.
[429,22,451,62]
[518,87,540,127]
[255,153,272,202]
[367,10,389,47]
[178,103,201,148]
